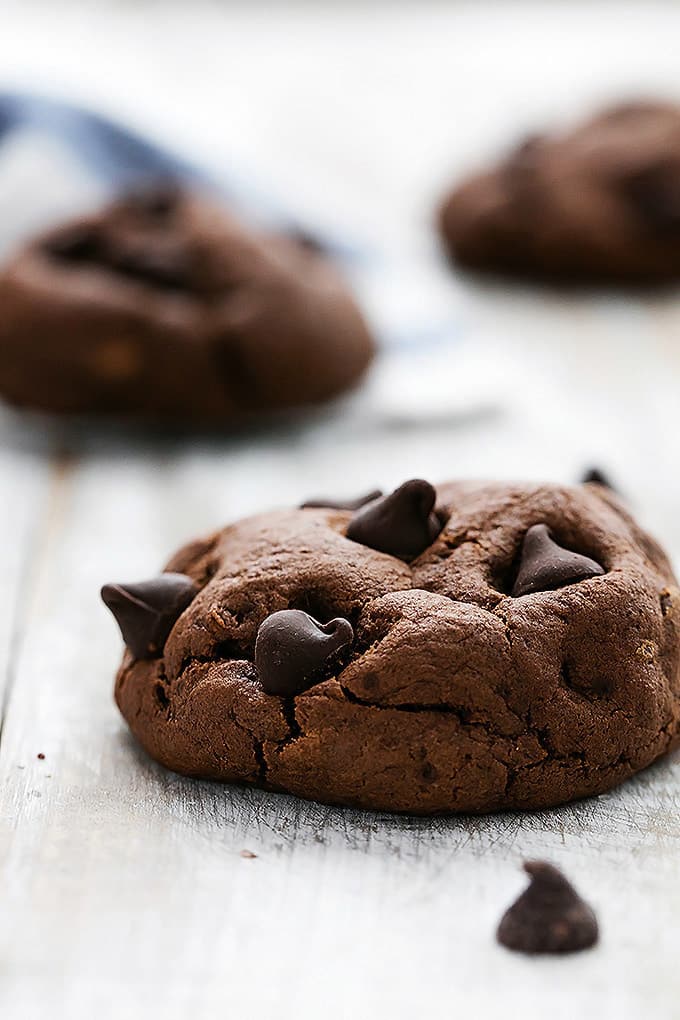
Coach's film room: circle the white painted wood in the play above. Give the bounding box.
[2,3,680,1018]
[0,412,53,711]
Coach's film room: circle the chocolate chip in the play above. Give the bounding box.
[301,490,383,511]
[255,609,354,696]
[46,217,191,291]
[46,223,101,261]
[108,244,192,291]
[512,524,605,597]
[581,466,614,489]
[497,861,599,954]
[505,133,545,178]
[124,182,180,218]
[345,479,444,561]
[101,573,198,659]
[619,159,680,235]
[288,228,325,254]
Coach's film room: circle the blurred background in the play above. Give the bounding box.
[2,0,680,543]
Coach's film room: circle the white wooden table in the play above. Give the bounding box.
[2,3,680,1017]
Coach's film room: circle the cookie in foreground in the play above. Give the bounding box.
[103,479,680,813]
[438,101,680,284]
[0,185,374,422]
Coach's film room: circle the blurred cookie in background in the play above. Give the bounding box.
[0,185,375,424]
[438,101,680,284]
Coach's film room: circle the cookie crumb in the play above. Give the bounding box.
[240,849,257,859]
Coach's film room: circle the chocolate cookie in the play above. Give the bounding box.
[439,101,680,283]
[0,186,374,421]
[104,479,680,813]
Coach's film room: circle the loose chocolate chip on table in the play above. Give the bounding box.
[512,523,604,597]
[255,609,354,696]
[101,573,198,659]
[497,861,599,954]
[301,489,383,511]
[581,467,615,490]
[346,479,445,561]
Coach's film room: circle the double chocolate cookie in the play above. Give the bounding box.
[439,101,680,283]
[0,186,374,421]
[104,479,680,813]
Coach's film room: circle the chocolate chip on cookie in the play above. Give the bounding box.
[581,467,615,489]
[101,573,198,659]
[255,610,354,696]
[439,100,680,283]
[497,861,599,954]
[123,181,181,219]
[106,241,193,291]
[346,479,445,561]
[300,490,383,511]
[287,228,326,255]
[618,158,680,236]
[46,223,102,261]
[512,524,605,597]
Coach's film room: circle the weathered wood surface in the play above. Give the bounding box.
[2,3,680,1018]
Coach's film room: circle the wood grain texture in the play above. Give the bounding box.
[2,2,680,1018]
